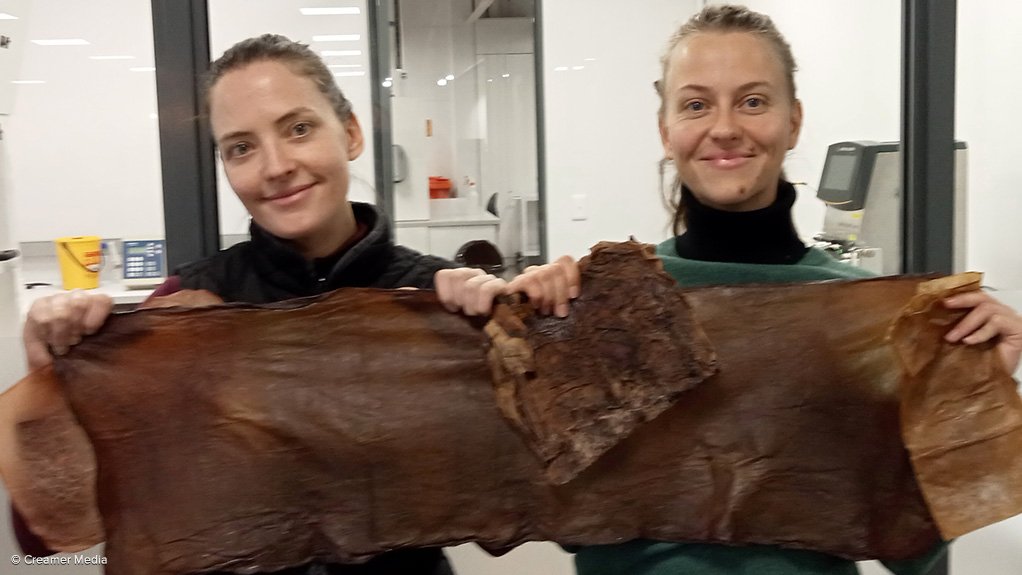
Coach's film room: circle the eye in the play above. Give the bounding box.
[292,121,312,137]
[685,100,706,112]
[227,142,251,159]
[743,97,765,109]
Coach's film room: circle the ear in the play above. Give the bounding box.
[659,116,673,160]
[344,112,365,160]
[787,99,803,150]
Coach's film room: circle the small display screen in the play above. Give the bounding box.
[122,240,165,283]
[822,154,858,191]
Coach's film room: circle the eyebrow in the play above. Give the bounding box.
[216,106,319,147]
[675,81,773,95]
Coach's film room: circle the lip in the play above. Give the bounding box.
[266,183,314,205]
[700,153,754,169]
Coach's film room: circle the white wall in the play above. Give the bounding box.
[542,0,700,259]
[956,1,1022,289]
[6,0,164,243]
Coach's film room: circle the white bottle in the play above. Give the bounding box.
[466,179,479,209]
[102,240,122,282]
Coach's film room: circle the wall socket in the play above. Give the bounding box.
[570,194,587,221]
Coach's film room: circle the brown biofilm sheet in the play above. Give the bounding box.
[0,289,224,551]
[0,365,102,550]
[0,244,1019,574]
[890,272,1022,538]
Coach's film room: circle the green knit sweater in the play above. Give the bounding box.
[572,238,945,575]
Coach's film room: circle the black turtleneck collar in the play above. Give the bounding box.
[674,180,808,265]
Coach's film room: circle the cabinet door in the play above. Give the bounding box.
[429,225,498,261]
[394,226,430,255]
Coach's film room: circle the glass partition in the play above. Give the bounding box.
[386,0,540,270]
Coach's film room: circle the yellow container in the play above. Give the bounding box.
[54,236,102,290]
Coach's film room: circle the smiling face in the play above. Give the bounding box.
[660,31,802,212]
[209,59,364,258]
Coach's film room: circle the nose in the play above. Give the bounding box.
[708,108,741,142]
[261,139,297,180]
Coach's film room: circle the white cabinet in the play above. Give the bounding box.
[395,215,500,261]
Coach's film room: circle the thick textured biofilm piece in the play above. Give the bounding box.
[487,241,718,484]
[0,242,1019,575]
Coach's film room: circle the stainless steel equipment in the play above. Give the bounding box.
[815,140,967,275]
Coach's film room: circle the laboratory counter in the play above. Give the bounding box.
[16,255,155,317]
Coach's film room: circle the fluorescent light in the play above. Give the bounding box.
[333,71,366,77]
[300,7,361,15]
[328,64,361,69]
[11,80,45,84]
[445,74,454,81]
[437,79,448,86]
[32,39,90,46]
[584,58,597,62]
[501,73,510,78]
[322,50,362,57]
[554,66,568,72]
[130,67,156,72]
[90,55,135,60]
[0,12,19,19]
[313,34,360,42]
[382,79,393,88]
[572,66,585,71]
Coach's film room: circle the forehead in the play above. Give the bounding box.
[209,60,329,134]
[665,31,787,93]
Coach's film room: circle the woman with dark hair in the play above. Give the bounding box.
[17,33,577,575]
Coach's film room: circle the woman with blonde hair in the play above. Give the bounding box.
[573,5,1021,575]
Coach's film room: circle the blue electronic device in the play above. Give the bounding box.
[121,239,166,289]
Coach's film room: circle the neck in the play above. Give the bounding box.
[297,203,357,260]
[675,180,808,265]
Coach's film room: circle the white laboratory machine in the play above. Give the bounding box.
[815,140,968,276]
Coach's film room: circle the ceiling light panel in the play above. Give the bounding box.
[32,39,90,46]
[313,34,360,42]
[300,7,361,15]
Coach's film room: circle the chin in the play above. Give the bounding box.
[257,215,318,241]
